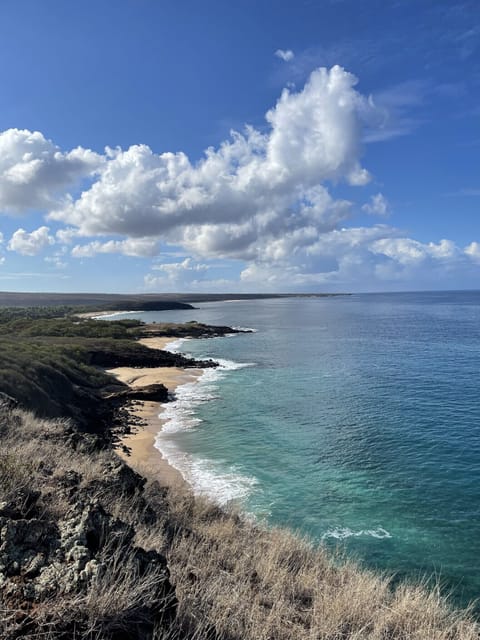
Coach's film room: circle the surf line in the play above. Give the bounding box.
[155,335,258,506]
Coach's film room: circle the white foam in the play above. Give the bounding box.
[155,352,257,505]
[214,358,256,371]
[159,359,254,436]
[163,337,189,353]
[92,310,140,319]
[321,526,391,540]
[232,326,258,332]
[155,434,258,505]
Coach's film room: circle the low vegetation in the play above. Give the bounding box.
[0,310,215,431]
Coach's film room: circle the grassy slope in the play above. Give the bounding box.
[1,407,478,639]
[0,312,213,431]
[0,312,136,431]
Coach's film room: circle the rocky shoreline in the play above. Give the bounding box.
[102,322,252,444]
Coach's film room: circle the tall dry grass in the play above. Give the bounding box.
[0,408,478,639]
[130,479,479,640]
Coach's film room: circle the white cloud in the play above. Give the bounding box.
[8,226,55,256]
[144,258,211,291]
[45,255,67,269]
[233,227,479,291]
[370,237,459,265]
[275,49,295,62]
[71,237,159,258]
[49,66,375,266]
[0,64,476,291]
[56,227,80,244]
[465,241,480,261]
[0,129,102,214]
[362,193,390,217]
[152,257,209,274]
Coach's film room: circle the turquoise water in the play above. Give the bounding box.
[109,292,480,608]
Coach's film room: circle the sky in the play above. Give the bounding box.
[0,0,479,293]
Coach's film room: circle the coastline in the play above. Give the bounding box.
[2,304,480,636]
[110,336,201,488]
[75,309,137,319]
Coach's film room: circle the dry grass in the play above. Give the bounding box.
[79,548,175,638]
[127,479,479,640]
[0,409,478,639]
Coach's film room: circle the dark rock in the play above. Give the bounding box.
[0,496,176,622]
[0,516,59,582]
[0,488,41,520]
[107,383,169,403]
[140,321,253,339]
[0,392,18,411]
[89,345,217,369]
[126,383,169,402]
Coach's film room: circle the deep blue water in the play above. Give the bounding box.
[108,292,480,608]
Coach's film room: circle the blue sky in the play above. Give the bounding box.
[0,0,479,293]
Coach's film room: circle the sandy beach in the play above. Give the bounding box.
[109,336,202,487]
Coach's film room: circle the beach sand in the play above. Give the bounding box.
[109,337,201,487]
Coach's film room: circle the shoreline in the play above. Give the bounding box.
[75,309,137,319]
[110,336,201,489]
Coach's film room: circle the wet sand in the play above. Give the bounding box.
[109,337,201,487]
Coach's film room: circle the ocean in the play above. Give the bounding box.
[108,291,480,609]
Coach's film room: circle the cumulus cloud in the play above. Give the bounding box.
[0,64,477,291]
[49,66,374,266]
[71,237,159,258]
[56,227,80,244]
[362,193,390,217]
[0,129,102,214]
[464,241,480,261]
[144,258,211,291]
[8,226,55,256]
[235,226,479,290]
[275,49,295,62]
[370,237,459,265]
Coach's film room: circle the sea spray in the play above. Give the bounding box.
[156,339,258,505]
[322,526,392,540]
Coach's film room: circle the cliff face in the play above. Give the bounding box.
[0,399,177,639]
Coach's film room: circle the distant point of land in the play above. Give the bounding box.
[0,291,348,310]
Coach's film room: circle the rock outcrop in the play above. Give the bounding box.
[0,409,177,640]
[140,320,253,339]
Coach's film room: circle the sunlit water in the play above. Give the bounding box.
[108,292,480,608]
